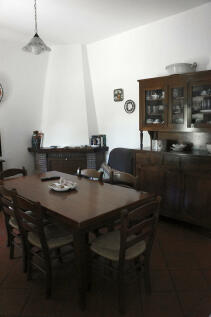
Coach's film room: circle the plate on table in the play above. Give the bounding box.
[48,182,77,192]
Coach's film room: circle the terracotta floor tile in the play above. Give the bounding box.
[150,270,173,292]
[1,261,29,289]
[0,288,28,316]
[201,270,211,289]
[142,292,183,317]
[170,270,208,291]
[177,291,209,315]
[150,248,167,270]
[189,294,211,317]
[193,245,211,269]
[165,252,200,269]
[22,290,66,317]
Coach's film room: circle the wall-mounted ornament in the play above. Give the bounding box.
[0,84,3,103]
[114,88,124,102]
[124,99,136,113]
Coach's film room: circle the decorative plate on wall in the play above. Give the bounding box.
[124,99,136,113]
[0,84,3,103]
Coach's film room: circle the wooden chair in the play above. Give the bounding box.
[0,167,27,180]
[12,191,74,298]
[0,185,27,272]
[77,167,103,182]
[0,167,27,268]
[90,196,161,314]
[110,170,139,189]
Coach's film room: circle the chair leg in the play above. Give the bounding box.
[27,245,32,281]
[22,240,28,273]
[4,216,11,247]
[87,248,92,291]
[46,264,52,299]
[118,270,126,314]
[9,235,14,259]
[55,248,63,263]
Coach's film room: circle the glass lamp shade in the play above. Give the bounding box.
[22,33,51,55]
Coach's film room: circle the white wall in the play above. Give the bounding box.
[41,45,89,147]
[87,3,211,151]
[0,37,49,174]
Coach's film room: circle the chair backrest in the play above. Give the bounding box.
[12,192,49,254]
[119,196,161,262]
[108,148,135,174]
[0,167,27,180]
[77,167,103,182]
[0,185,16,218]
[111,170,139,189]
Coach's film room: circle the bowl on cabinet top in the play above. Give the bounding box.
[207,144,211,154]
[171,144,186,152]
[165,62,197,74]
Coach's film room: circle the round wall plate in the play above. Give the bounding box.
[124,99,135,113]
[0,84,3,103]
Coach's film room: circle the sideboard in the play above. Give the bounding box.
[28,147,108,174]
[136,149,211,230]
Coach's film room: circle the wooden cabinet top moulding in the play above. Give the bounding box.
[138,70,211,133]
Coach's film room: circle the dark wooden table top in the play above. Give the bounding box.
[3,171,153,229]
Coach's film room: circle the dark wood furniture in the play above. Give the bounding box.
[0,185,27,272]
[110,170,139,189]
[90,195,161,314]
[137,70,211,229]
[136,149,211,229]
[28,147,108,174]
[0,167,27,268]
[138,70,211,137]
[12,191,73,298]
[77,167,103,182]
[0,167,27,180]
[3,170,154,310]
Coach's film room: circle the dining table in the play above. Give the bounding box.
[3,170,154,309]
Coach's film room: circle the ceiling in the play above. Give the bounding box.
[0,0,210,44]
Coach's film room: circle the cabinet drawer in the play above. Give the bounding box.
[181,157,211,171]
[136,152,162,167]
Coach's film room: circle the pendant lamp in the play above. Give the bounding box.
[22,0,51,55]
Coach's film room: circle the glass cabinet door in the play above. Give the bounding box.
[169,85,187,129]
[144,88,167,127]
[189,80,211,128]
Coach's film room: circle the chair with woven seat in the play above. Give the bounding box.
[0,183,28,272]
[0,167,27,248]
[110,170,139,190]
[90,195,161,314]
[12,190,74,298]
[77,167,103,182]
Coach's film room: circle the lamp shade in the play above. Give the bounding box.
[22,33,51,55]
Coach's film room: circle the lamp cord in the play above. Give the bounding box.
[34,0,38,34]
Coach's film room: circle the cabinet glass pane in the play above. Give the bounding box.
[171,87,184,124]
[145,89,165,125]
[191,85,211,125]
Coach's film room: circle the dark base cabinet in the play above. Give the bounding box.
[28,147,108,174]
[136,150,211,229]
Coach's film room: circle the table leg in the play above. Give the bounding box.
[73,229,88,310]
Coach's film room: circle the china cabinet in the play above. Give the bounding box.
[138,70,211,134]
[137,70,211,230]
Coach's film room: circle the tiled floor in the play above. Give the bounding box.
[0,212,211,317]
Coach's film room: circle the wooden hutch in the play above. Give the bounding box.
[137,70,211,229]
